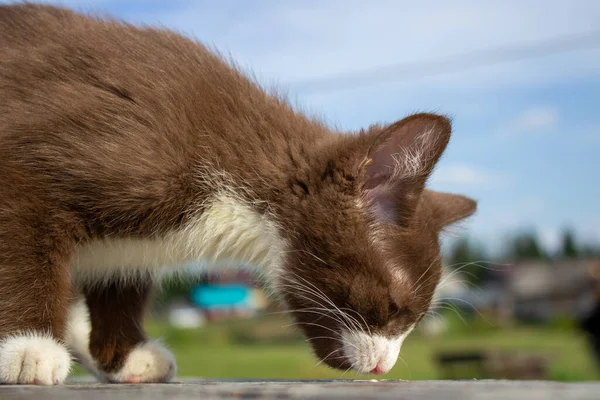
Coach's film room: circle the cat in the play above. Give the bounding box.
[0,3,477,385]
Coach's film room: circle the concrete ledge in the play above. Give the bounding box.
[1,379,599,399]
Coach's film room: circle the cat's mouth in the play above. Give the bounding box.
[314,328,415,375]
[310,332,399,375]
[339,330,401,375]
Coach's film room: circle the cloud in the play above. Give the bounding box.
[18,1,600,122]
[500,106,559,136]
[70,0,600,91]
[489,197,547,228]
[471,200,600,253]
[106,0,599,133]
[429,164,507,188]
[513,107,558,132]
[514,107,559,130]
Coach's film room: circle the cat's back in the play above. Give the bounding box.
[0,4,246,209]
[0,3,278,161]
[0,3,219,96]
[1,2,262,122]
[0,3,76,45]
[0,2,298,142]
[0,3,201,61]
[0,3,324,211]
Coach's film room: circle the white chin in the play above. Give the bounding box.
[341,327,414,375]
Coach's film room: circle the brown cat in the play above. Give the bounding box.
[0,3,476,385]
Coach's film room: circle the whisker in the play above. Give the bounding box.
[273,288,352,328]
[434,304,467,325]
[306,336,359,350]
[278,287,359,334]
[427,259,508,296]
[443,260,511,271]
[434,296,491,325]
[288,274,362,330]
[284,272,364,333]
[338,307,372,336]
[423,310,443,322]
[274,307,350,328]
[397,355,411,380]
[317,355,348,363]
[284,321,346,338]
[284,266,365,333]
[411,255,441,294]
[341,364,354,377]
[314,348,342,368]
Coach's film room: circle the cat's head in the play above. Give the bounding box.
[276,113,476,375]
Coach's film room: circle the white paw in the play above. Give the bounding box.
[64,299,176,384]
[0,333,71,385]
[105,341,176,383]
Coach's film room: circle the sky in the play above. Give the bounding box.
[5,0,600,254]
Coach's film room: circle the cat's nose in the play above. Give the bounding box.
[370,363,386,375]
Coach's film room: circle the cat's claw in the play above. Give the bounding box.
[0,333,71,385]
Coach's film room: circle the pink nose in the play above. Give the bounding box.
[370,364,386,375]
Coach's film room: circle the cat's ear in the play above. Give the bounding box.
[422,190,478,230]
[359,113,452,226]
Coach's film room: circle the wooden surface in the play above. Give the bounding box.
[1,379,599,399]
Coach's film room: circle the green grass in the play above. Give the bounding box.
[72,313,600,381]
[141,314,600,381]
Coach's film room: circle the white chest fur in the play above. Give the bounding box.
[70,193,286,284]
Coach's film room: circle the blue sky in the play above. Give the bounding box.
[6,0,600,253]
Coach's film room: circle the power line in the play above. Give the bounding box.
[290,30,600,93]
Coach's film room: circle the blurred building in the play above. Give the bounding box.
[508,260,597,323]
[189,269,269,322]
[430,259,600,327]
[161,265,271,326]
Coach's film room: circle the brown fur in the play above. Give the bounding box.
[84,280,152,374]
[0,2,477,379]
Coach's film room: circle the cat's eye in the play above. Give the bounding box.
[388,302,408,318]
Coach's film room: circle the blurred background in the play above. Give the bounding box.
[9,0,600,381]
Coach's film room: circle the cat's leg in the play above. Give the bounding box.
[69,278,176,383]
[0,224,73,385]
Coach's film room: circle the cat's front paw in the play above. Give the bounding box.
[105,341,176,384]
[0,333,71,385]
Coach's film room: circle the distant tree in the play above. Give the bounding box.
[560,229,579,259]
[447,237,473,266]
[446,237,489,284]
[508,231,548,261]
[580,244,600,259]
